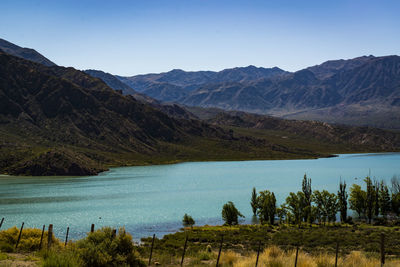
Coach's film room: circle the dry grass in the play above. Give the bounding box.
[225,246,400,267]
[219,251,242,266]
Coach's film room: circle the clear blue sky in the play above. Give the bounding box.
[1,0,399,76]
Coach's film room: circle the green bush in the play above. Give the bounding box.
[76,227,145,267]
[0,226,61,251]
[0,242,14,252]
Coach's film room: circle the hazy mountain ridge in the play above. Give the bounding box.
[84,69,197,120]
[0,38,56,67]
[115,66,288,102]
[84,69,137,95]
[84,54,400,128]
[306,55,376,79]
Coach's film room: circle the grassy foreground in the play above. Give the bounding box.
[1,223,400,266]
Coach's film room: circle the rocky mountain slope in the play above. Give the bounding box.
[0,38,56,67]
[0,51,321,176]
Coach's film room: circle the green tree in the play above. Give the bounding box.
[276,204,287,224]
[379,182,391,218]
[256,190,276,224]
[302,174,312,223]
[338,180,348,223]
[373,180,380,217]
[391,175,400,195]
[313,190,338,224]
[285,192,306,226]
[392,193,400,216]
[365,177,375,224]
[391,176,400,216]
[222,201,244,226]
[349,184,366,219]
[251,187,258,216]
[326,192,338,222]
[182,214,195,228]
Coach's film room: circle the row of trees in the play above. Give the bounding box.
[349,176,400,223]
[249,174,400,226]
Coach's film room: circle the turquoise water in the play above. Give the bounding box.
[0,153,399,240]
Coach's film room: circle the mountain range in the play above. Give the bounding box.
[0,50,329,176]
[1,38,400,176]
[87,55,400,129]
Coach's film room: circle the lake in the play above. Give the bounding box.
[0,153,399,241]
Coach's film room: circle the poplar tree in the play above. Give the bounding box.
[373,179,380,217]
[251,187,258,216]
[379,182,391,218]
[302,174,312,223]
[257,190,277,224]
[365,177,374,224]
[286,192,306,226]
[338,180,348,223]
[349,184,366,218]
[391,176,400,216]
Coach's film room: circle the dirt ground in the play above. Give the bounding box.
[0,252,39,267]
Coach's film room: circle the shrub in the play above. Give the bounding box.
[197,251,212,261]
[0,226,61,251]
[76,227,145,267]
[0,242,14,252]
[222,201,244,226]
[182,214,195,228]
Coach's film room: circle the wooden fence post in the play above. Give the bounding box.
[255,240,262,267]
[381,233,385,266]
[65,227,70,246]
[148,234,155,266]
[335,240,339,267]
[15,222,24,249]
[294,245,299,267]
[91,224,95,233]
[39,225,45,249]
[0,218,4,229]
[216,235,224,267]
[47,224,53,249]
[180,234,189,266]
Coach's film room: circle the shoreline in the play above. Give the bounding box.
[6,150,400,177]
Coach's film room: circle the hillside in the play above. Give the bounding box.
[0,51,324,176]
[203,111,400,152]
[0,38,56,67]
[84,69,137,95]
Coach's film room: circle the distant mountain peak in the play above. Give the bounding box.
[0,38,56,67]
[169,69,185,73]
